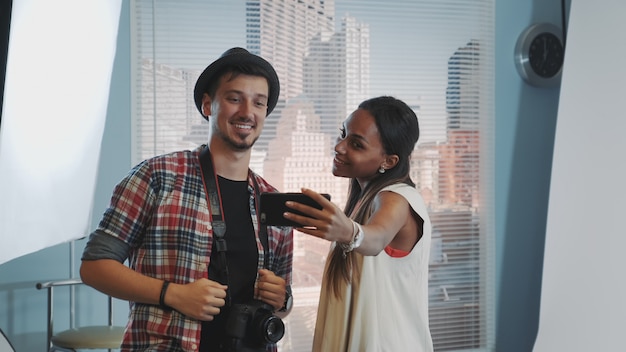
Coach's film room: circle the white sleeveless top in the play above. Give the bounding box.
[312,183,433,352]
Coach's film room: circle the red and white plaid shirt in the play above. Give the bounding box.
[94,146,293,352]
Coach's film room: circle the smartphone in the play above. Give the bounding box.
[259,192,331,227]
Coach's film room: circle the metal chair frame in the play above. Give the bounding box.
[36,278,124,352]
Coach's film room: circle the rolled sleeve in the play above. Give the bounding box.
[81,230,131,263]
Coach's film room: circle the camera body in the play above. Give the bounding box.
[224,300,285,352]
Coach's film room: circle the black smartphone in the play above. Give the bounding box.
[259,192,331,227]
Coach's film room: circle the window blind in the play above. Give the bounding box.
[130,0,495,350]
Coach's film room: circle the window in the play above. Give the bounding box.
[130,0,495,350]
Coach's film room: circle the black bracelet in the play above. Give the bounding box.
[159,280,171,310]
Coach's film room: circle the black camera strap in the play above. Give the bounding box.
[198,146,269,308]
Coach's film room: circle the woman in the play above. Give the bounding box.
[284,96,433,351]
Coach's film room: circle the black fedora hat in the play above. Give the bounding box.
[193,47,280,119]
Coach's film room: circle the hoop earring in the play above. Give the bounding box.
[378,166,386,174]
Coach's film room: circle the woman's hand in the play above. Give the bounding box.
[284,188,354,244]
[286,188,415,256]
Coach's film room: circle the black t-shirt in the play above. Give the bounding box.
[200,176,258,351]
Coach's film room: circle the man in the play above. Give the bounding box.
[80,47,293,352]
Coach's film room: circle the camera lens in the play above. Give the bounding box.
[260,315,285,343]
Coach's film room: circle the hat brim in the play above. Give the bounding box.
[193,49,280,119]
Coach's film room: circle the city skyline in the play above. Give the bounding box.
[133,1,492,350]
[138,0,486,146]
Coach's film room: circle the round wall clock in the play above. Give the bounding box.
[514,23,565,87]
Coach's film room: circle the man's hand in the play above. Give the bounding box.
[255,269,286,311]
[165,278,227,321]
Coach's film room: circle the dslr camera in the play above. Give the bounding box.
[224,300,285,352]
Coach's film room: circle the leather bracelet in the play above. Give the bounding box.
[159,280,171,310]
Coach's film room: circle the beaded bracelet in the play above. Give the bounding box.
[339,220,364,257]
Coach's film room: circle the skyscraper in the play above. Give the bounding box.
[245,0,369,146]
[245,2,369,350]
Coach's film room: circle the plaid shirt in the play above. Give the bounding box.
[95,146,293,352]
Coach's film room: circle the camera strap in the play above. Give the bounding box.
[198,146,269,307]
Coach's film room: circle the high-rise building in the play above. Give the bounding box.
[246,0,335,102]
[245,0,369,148]
[304,16,370,136]
[423,39,483,351]
[245,3,366,350]
[427,208,481,351]
[440,40,481,206]
[138,59,198,161]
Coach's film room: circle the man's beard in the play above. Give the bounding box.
[214,124,258,151]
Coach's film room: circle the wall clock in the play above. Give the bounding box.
[514,23,565,87]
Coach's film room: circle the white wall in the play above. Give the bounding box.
[0,0,121,265]
[534,0,626,350]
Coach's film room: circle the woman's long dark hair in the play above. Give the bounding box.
[325,96,421,298]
